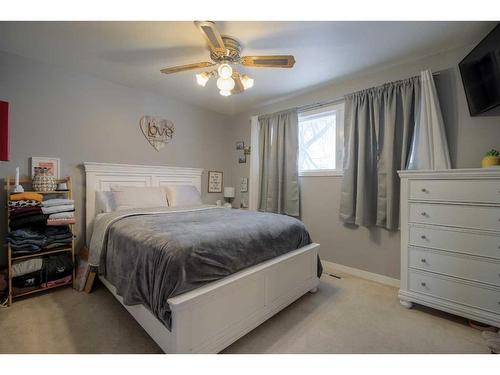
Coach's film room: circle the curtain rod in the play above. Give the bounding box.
[298,97,345,113]
[298,71,441,113]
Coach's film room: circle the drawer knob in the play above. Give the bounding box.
[421,258,426,263]
[421,212,427,216]
[421,235,427,240]
[421,188,427,193]
[421,282,426,287]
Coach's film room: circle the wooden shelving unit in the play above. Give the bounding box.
[5,176,76,306]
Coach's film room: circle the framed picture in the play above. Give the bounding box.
[240,177,248,193]
[31,157,60,179]
[0,101,9,161]
[236,141,245,150]
[208,171,223,193]
[238,155,247,164]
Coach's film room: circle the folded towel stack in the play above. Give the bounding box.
[8,193,45,230]
[8,199,42,210]
[42,198,75,225]
[44,226,73,249]
[9,206,46,230]
[7,226,73,255]
[7,229,48,254]
[10,192,44,202]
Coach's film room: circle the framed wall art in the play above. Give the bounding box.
[31,157,60,178]
[240,177,248,193]
[140,116,175,152]
[208,171,223,193]
[236,141,245,150]
[0,101,9,161]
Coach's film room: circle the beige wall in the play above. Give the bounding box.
[2,40,500,277]
[228,43,500,279]
[0,51,232,266]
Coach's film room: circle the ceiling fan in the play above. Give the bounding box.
[160,21,296,96]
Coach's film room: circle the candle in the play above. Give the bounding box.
[15,167,19,186]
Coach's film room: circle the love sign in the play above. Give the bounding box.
[140,116,175,151]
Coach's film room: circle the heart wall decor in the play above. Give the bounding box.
[140,116,175,152]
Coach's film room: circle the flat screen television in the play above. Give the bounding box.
[459,23,500,116]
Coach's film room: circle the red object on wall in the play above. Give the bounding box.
[0,101,9,161]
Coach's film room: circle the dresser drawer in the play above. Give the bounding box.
[409,225,500,259]
[409,271,500,314]
[409,247,500,287]
[409,203,500,232]
[409,179,500,204]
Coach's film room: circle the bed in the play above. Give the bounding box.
[84,162,320,353]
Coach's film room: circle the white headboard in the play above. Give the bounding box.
[84,162,203,244]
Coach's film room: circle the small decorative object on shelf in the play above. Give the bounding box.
[32,167,57,192]
[13,167,24,193]
[4,175,76,306]
[56,182,68,191]
[481,149,500,168]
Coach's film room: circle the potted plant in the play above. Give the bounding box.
[481,149,500,168]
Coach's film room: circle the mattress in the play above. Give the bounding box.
[89,206,314,330]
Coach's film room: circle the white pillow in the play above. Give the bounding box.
[95,191,116,213]
[163,185,203,207]
[110,186,168,210]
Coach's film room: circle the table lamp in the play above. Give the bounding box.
[223,187,235,208]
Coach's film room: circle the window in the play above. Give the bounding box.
[298,102,344,176]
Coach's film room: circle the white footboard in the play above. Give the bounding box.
[100,242,320,353]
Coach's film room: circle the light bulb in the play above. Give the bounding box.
[217,77,235,91]
[220,90,231,97]
[195,72,210,87]
[217,63,233,79]
[241,75,254,90]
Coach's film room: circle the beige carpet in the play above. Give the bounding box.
[0,272,490,354]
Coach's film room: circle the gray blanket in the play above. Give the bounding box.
[89,206,315,330]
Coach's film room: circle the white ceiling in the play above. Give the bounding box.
[0,21,495,115]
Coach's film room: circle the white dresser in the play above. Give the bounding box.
[398,169,500,328]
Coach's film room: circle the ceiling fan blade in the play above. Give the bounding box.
[160,61,214,74]
[194,21,226,54]
[231,73,245,95]
[240,55,296,68]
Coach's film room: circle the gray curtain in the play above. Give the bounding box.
[340,77,420,230]
[258,109,300,217]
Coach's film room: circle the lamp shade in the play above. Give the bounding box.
[217,77,235,91]
[224,187,235,198]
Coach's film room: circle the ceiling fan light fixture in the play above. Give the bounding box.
[216,76,235,91]
[195,72,210,87]
[160,22,295,97]
[241,75,254,90]
[217,63,233,79]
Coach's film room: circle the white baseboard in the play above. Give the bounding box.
[322,260,400,288]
